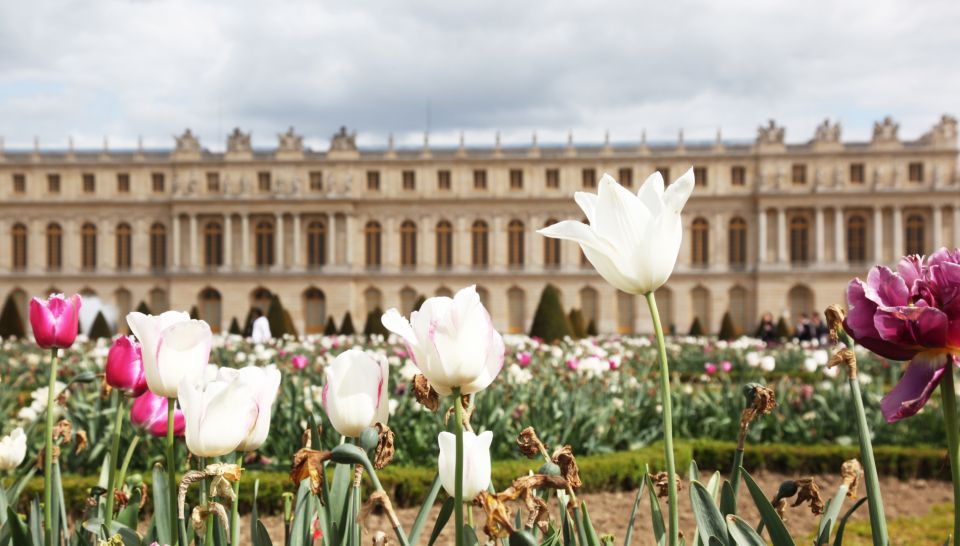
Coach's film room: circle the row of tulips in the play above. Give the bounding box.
[0,168,957,545]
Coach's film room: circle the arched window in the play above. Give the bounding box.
[150,223,167,271]
[11,223,27,271]
[846,215,867,263]
[789,216,810,265]
[199,288,222,332]
[580,286,599,328]
[251,287,272,312]
[400,220,417,267]
[255,220,274,267]
[364,287,383,316]
[476,285,491,311]
[508,219,525,267]
[471,220,489,268]
[728,217,747,268]
[436,220,453,269]
[507,287,525,334]
[617,291,636,334]
[728,286,749,333]
[788,284,814,324]
[203,221,223,268]
[81,223,97,270]
[46,223,62,271]
[691,285,711,334]
[543,219,561,268]
[116,223,132,270]
[307,220,327,268]
[691,218,709,267]
[906,214,926,255]
[400,287,419,313]
[436,286,453,298]
[655,286,674,334]
[149,287,168,313]
[365,221,382,268]
[303,287,326,334]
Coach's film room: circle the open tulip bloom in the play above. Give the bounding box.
[438,430,492,502]
[29,293,82,350]
[217,365,282,452]
[0,427,27,471]
[127,311,213,398]
[322,349,389,438]
[178,367,260,458]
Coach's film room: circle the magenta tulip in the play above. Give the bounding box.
[29,294,81,349]
[704,362,717,375]
[105,336,148,397]
[291,354,308,370]
[846,248,960,422]
[130,390,185,437]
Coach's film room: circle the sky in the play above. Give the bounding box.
[0,0,958,151]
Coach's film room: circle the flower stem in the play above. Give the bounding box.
[104,390,125,533]
[942,366,960,545]
[116,434,141,491]
[43,347,59,546]
[231,452,243,545]
[166,397,178,546]
[453,386,464,546]
[645,292,678,546]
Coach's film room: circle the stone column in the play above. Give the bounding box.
[0,219,6,271]
[275,213,285,268]
[776,208,787,263]
[933,206,943,250]
[757,209,767,264]
[873,207,883,263]
[172,215,181,269]
[456,217,469,269]
[815,207,825,263]
[386,217,397,269]
[892,206,903,258]
[292,213,302,268]
[224,214,232,270]
[711,213,724,268]
[344,214,354,268]
[834,208,845,264]
[954,206,960,248]
[241,214,250,269]
[327,214,337,266]
[189,214,198,269]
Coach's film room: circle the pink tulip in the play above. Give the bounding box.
[721,360,733,373]
[130,390,185,437]
[704,362,717,375]
[291,354,308,370]
[566,358,578,371]
[106,336,148,396]
[517,352,532,367]
[29,294,82,349]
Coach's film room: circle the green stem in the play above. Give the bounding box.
[166,397,178,546]
[645,292,678,546]
[104,391,126,533]
[408,473,442,544]
[729,447,744,512]
[231,452,243,545]
[116,434,141,491]
[43,347,59,546]
[942,366,960,546]
[453,387,464,546]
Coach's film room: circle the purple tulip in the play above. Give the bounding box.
[105,336,148,396]
[846,248,960,422]
[130,390,185,437]
[29,294,82,349]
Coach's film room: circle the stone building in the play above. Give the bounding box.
[0,117,957,336]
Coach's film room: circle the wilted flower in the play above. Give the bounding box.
[29,293,82,349]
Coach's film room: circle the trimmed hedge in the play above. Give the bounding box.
[21,441,946,515]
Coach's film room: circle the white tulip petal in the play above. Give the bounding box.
[536,221,616,256]
[573,191,598,224]
[381,308,417,347]
[664,167,695,213]
[594,175,650,251]
[154,320,212,398]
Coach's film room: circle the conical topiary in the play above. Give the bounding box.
[363,307,389,337]
[586,318,598,336]
[412,295,427,312]
[243,307,257,337]
[340,312,356,335]
[0,295,25,339]
[688,316,705,337]
[135,301,152,315]
[88,311,113,340]
[228,317,242,335]
[267,295,288,337]
[528,284,573,342]
[718,311,738,341]
[323,316,338,335]
[568,308,588,339]
[189,306,199,320]
[282,309,299,338]
[775,315,791,340]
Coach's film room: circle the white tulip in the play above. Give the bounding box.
[381,285,504,395]
[218,365,282,452]
[538,169,695,294]
[0,428,27,470]
[322,349,389,437]
[760,355,776,372]
[127,311,213,398]
[437,430,493,502]
[177,369,259,457]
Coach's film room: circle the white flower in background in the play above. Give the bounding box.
[506,364,533,385]
[388,398,400,416]
[760,356,776,372]
[0,428,27,470]
[19,382,67,424]
[823,365,839,379]
[813,350,829,366]
[438,430,492,502]
[398,360,420,382]
[803,357,818,373]
[745,352,761,368]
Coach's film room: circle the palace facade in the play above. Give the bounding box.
[0,116,957,336]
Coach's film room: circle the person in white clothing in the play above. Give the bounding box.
[250,308,272,344]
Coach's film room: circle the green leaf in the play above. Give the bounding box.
[816,483,849,544]
[288,478,314,546]
[689,481,727,546]
[151,465,172,546]
[427,497,454,546]
[509,529,539,546]
[719,481,736,517]
[832,497,867,546]
[724,515,765,546]
[643,472,666,546]
[581,502,602,546]
[623,478,646,546]
[28,497,42,546]
[253,520,274,546]
[327,462,351,544]
[7,507,31,546]
[463,524,480,546]
[741,469,794,546]
[116,486,141,531]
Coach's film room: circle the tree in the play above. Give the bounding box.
[568,309,588,338]
[586,318,598,336]
[228,317,242,336]
[266,295,289,337]
[0,295,25,339]
[323,316,338,336]
[363,307,389,337]
[88,311,113,340]
[242,307,258,337]
[718,311,738,341]
[688,317,705,337]
[340,312,356,335]
[282,309,299,338]
[135,301,152,315]
[189,306,199,320]
[528,284,573,342]
[412,295,427,312]
[775,316,791,340]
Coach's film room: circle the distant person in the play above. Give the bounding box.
[795,313,813,342]
[250,308,272,344]
[810,313,829,344]
[755,312,777,343]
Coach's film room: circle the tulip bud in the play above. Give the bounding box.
[322,349,389,438]
[130,390,185,437]
[438,430,492,502]
[0,428,27,470]
[127,311,213,398]
[105,336,148,397]
[29,294,82,349]
[177,369,259,457]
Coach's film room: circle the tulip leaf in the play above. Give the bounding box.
[288,478,314,546]
[463,524,480,546]
[832,497,867,546]
[328,462,351,536]
[151,465,172,546]
[509,529,539,546]
[29,497,42,546]
[725,515,765,546]
[741,469,794,546]
[643,472,666,546]
[254,520,274,546]
[580,501,603,546]
[427,498,454,546]
[816,483,849,544]
[689,481,727,546]
[719,480,736,517]
[116,485,141,531]
[7,507,30,546]
[622,478,646,546]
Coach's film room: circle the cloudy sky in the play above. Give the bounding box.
[1,0,958,151]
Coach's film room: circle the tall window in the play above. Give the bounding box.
[906,214,926,255]
[618,167,633,187]
[581,168,596,188]
[364,221,382,268]
[471,220,489,268]
[400,220,417,267]
[508,219,525,267]
[199,288,222,333]
[908,162,924,183]
[309,171,323,192]
[48,174,61,194]
[12,174,26,194]
[656,166,671,182]
[82,173,96,193]
[792,164,807,184]
[728,217,747,268]
[203,221,223,267]
[847,214,867,263]
[546,168,560,188]
[258,172,272,192]
[255,220,274,267]
[367,171,381,191]
[543,219,561,268]
[789,216,810,264]
[81,222,97,270]
[437,170,451,191]
[206,172,220,193]
[152,173,165,193]
[731,166,746,186]
[850,163,865,184]
[11,223,27,270]
[46,223,62,271]
[307,220,327,268]
[117,173,130,193]
[436,220,453,269]
[694,166,708,186]
[303,288,326,333]
[116,223,132,270]
[150,223,167,270]
[402,171,416,190]
[473,169,487,190]
[509,169,523,189]
[691,217,709,267]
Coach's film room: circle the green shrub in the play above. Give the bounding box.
[88,311,112,340]
[412,295,427,312]
[0,294,25,339]
[717,311,737,341]
[586,318,598,336]
[282,309,299,338]
[775,315,791,339]
[363,307,389,337]
[568,309,587,338]
[134,301,152,315]
[189,306,199,320]
[323,316,338,335]
[228,317,242,335]
[688,317,704,336]
[528,284,573,342]
[267,295,288,337]
[340,312,356,335]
